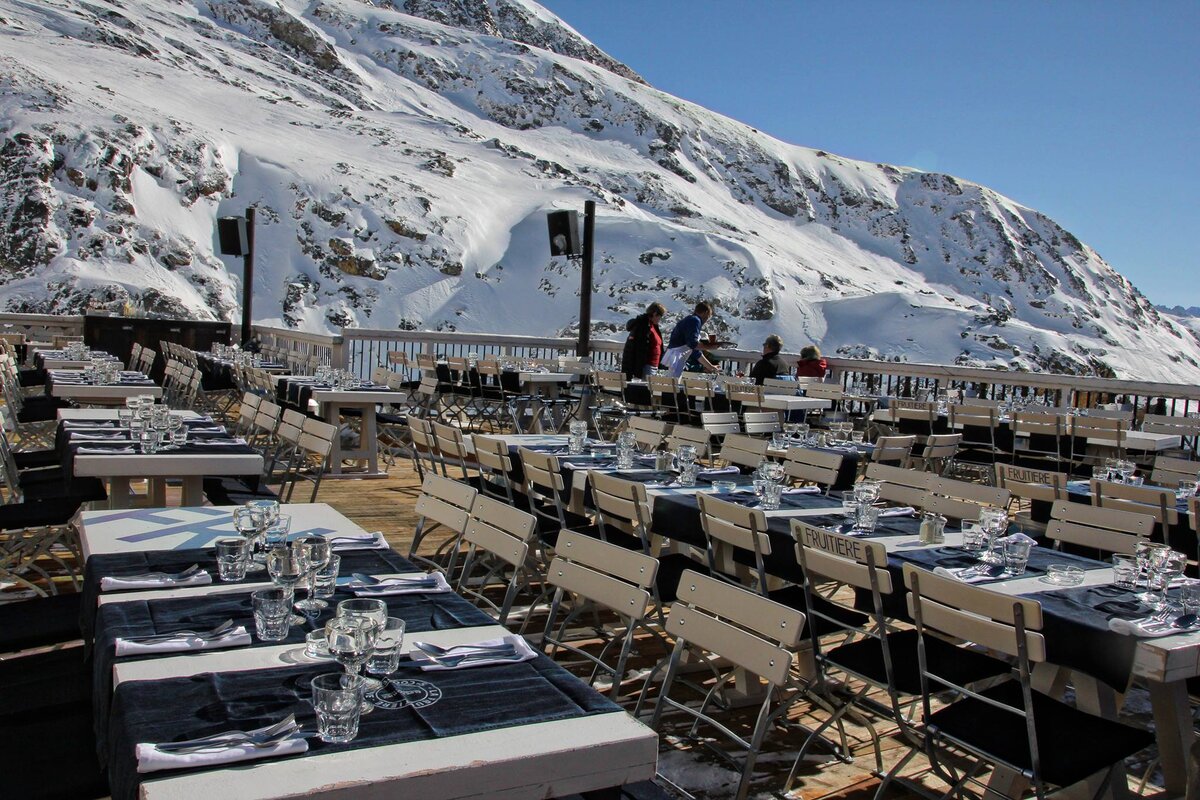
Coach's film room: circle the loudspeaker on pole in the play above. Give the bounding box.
[546,210,582,257]
[217,216,249,256]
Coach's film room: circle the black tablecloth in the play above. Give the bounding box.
[107,652,620,800]
[92,580,494,758]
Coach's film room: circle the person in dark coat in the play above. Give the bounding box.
[621,302,666,379]
[749,334,789,384]
[795,344,828,378]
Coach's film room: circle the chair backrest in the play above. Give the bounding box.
[916,433,962,470]
[648,374,680,405]
[414,472,478,533]
[782,447,841,489]
[1046,500,1153,556]
[682,376,715,402]
[431,421,472,479]
[928,476,1010,511]
[719,433,768,469]
[725,383,765,409]
[1089,479,1179,526]
[628,416,671,451]
[871,434,916,466]
[1151,455,1198,488]
[792,520,893,596]
[547,530,656,624]
[701,411,740,438]
[864,463,934,489]
[594,370,627,397]
[665,424,711,459]
[472,434,518,503]
[460,494,536,572]
[993,463,1067,505]
[741,411,781,437]
[696,493,772,591]
[516,447,570,528]
[668,570,805,687]
[802,383,844,401]
[588,469,652,549]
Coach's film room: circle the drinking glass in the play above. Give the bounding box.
[1135,541,1170,601]
[1001,538,1032,576]
[855,480,882,505]
[960,521,988,553]
[246,500,279,565]
[232,506,266,573]
[323,617,376,714]
[337,598,388,693]
[840,497,859,529]
[977,507,1009,565]
[170,427,188,448]
[313,554,341,599]
[294,534,332,612]
[138,428,159,454]
[251,588,293,641]
[263,514,292,549]
[757,460,783,485]
[1111,553,1139,589]
[214,538,248,582]
[568,420,588,455]
[761,482,783,510]
[117,407,132,428]
[770,433,787,451]
[854,505,881,533]
[366,617,406,679]
[266,543,306,625]
[1149,550,1187,610]
[677,444,698,472]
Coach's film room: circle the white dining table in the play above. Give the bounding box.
[46,369,163,402]
[309,385,404,478]
[77,502,362,559]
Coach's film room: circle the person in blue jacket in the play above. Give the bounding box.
[663,301,719,376]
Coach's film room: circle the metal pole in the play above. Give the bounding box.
[240,207,255,346]
[577,200,595,358]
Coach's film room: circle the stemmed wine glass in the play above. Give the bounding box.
[247,500,280,565]
[324,616,377,714]
[976,506,1009,566]
[294,535,332,613]
[1135,541,1171,604]
[1149,550,1187,611]
[266,543,306,625]
[337,598,388,694]
[232,506,266,573]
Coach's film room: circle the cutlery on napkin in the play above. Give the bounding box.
[698,466,741,478]
[880,506,917,517]
[115,623,251,656]
[932,565,998,584]
[352,572,451,596]
[408,634,537,671]
[101,569,212,591]
[1108,616,1197,638]
[78,446,136,454]
[327,532,388,551]
[137,717,307,773]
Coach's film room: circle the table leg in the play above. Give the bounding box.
[325,402,345,475]
[1149,679,1193,796]
[106,477,133,509]
[180,476,204,507]
[146,478,167,507]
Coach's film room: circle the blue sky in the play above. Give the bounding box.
[538,0,1199,309]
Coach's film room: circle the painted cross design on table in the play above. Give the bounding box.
[94,507,336,549]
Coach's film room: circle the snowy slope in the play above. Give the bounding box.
[1,0,1197,381]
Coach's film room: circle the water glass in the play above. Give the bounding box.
[960,521,988,553]
[305,630,331,658]
[711,480,737,495]
[169,427,188,447]
[752,478,768,499]
[251,588,293,641]
[850,430,865,445]
[1179,580,1200,615]
[678,463,698,487]
[263,515,292,548]
[313,553,341,599]
[311,673,362,743]
[138,428,159,454]
[840,497,859,525]
[761,482,783,510]
[854,505,881,533]
[366,617,406,678]
[214,538,248,582]
[325,615,377,713]
[568,421,588,455]
[1111,554,1138,589]
[770,433,787,451]
[117,407,132,428]
[1002,538,1033,576]
[295,534,332,612]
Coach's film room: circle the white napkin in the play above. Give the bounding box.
[101,571,213,591]
[1107,617,1191,638]
[880,506,917,517]
[353,573,451,596]
[784,486,822,495]
[193,438,249,446]
[62,421,117,429]
[187,426,227,433]
[932,566,995,584]
[328,532,388,551]
[78,446,136,454]
[69,432,131,441]
[409,635,538,671]
[136,737,308,774]
[115,626,251,656]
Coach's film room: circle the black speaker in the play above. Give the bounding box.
[546,210,581,257]
[217,216,248,256]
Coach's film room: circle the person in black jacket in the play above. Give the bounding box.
[749,334,789,384]
[622,302,666,380]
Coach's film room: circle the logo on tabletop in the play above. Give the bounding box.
[366,678,442,710]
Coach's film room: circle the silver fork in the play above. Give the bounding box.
[423,647,520,668]
[413,640,516,657]
[155,716,299,753]
[122,564,202,582]
[124,619,236,644]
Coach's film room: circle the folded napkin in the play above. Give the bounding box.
[101,571,213,592]
[115,626,251,656]
[69,432,131,441]
[62,420,117,428]
[136,737,308,774]
[1108,616,1194,638]
[328,532,388,551]
[187,426,227,434]
[932,565,997,584]
[78,446,136,454]
[409,634,538,671]
[698,466,741,478]
[192,438,248,446]
[880,506,917,517]
[784,486,822,495]
[352,572,452,596]
[563,458,615,470]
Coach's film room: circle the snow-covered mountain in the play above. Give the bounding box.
[1,0,1197,381]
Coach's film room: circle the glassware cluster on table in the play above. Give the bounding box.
[1095,458,1200,500]
[210,342,265,367]
[82,357,122,385]
[117,395,187,452]
[770,422,863,451]
[313,365,364,390]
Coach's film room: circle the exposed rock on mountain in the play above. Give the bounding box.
[0,0,1196,381]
